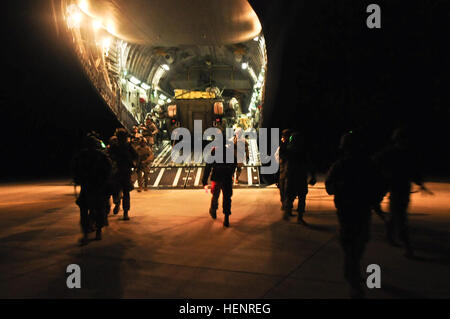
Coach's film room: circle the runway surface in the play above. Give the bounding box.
[0,179,449,298]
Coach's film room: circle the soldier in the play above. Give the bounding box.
[105,135,122,216]
[276,129,291,210]
[279,130,316,223]
[202,138,237,227]
[109,128,138,220]
[130,125,143,149]
[233,127,249,183]
[325,130,385,298]
[142,115,159,151]
[374,127,430,257]
[136,137,154,192]
[72,133,112,245]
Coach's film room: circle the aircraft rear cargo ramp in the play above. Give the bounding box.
[136,139,262,189]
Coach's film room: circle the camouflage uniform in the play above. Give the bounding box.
[142,119,159,149]
[279,131,316,222]
[109,129,138,220]
[136,140,153,191]
[202,141,237,227]
[72,135,112,241]
[233,128,249,183]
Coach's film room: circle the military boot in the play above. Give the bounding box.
[283,208,292,221]
[297,213,307,225]
[123,210,130,220]
[95,228,102,240]
[223,214,230,227]
[79,233,89,246]
[209,208,217,219]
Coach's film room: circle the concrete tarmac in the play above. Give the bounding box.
[0,179,449,298]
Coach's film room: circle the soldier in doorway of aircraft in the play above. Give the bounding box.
[142,115,159,151]
[232,127,249,184]
[130,125,143,149]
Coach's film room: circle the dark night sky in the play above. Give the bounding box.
[1,0,448,179]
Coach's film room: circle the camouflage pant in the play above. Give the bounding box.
[113,173,132,212]
[210,180,233,215]
[279,176,308,215]
[76,186,109,233]
[235,163,244,181]
[137,164,150,189]
[388,192,411,248]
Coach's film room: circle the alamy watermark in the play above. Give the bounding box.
[366,4,381,29]
[170,121,279,175]
[66,264,81,289]
[366,264,381,289]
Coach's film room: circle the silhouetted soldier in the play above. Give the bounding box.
[326,130,385,298]
[109,128,138,220]
[105,135,122,216]
[202,138,237,227]
[279,131,316,223]
[136,137,153,192]
[276,129,291,210]
[374,127,430,257]
[72,133,112,245]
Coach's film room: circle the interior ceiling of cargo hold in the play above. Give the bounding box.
[76,0,266,106]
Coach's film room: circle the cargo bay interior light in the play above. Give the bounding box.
[241,62,248,70]
[66,4,83,28]
[73,12,83,25]
[102,37,111,49]
[78,0,88,12]
[140,82,151,90]
[130,76,141,85]
[92,19,102,31]
[162,64,170,71]
[106,21,116,35]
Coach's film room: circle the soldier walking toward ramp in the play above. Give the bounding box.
[233,127,249,183]
[278,130,316,223]
[276,129,291,210]
[374,127,431,257]
[326,130,385,298]
[136,137,153,192]
[109,128,138,220]
[106,135,122,216]
[72,133,112,245]
[202,138,237,227]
